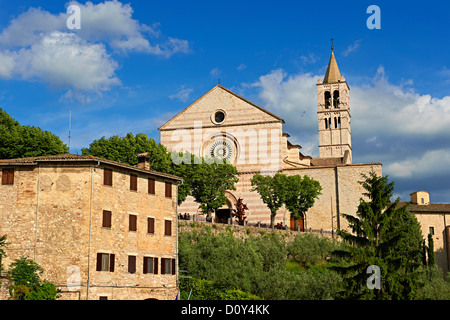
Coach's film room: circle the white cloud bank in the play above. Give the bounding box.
[0,1,190,96]
[246,66,450,182]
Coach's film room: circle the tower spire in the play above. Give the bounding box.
[323,45,341,84]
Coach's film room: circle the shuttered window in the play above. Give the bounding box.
[164,220,172,236]
[130,174,137,191]
[148,178,155,195]
[165,182,172,198]
[128,256,136,273]
[1,169,14,185]
[161,258,176,275]
[102,210,112,228]
[143,257,158,274]
[96,253,115,272]
[147,217,155,234]
[104,168,113,186]
[129,214,137,232]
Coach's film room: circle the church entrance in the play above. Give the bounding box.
[216,208,232,224]
[290,215,304,232]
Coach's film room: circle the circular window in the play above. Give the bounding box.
[203,134,239,164]
[213,110,226,124]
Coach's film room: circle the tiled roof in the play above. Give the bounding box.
[397,202,450,213]
[0,154,182,181]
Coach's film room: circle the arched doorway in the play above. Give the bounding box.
[215,192,237,224]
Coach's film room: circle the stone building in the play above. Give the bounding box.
[160,49,382,232]
[398,191,450,272]
[0,153,181,300]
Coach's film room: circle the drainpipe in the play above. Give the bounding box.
[86,163,97,300]
[34,163,41,261]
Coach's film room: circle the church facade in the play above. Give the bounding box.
[160,50,382,233]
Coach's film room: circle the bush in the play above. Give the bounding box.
[287,233,339,268]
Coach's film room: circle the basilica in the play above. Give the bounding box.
[159,49,382,233]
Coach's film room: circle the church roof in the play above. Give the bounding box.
[323,51,342,84]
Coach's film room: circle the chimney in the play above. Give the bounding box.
[137,152,150,170]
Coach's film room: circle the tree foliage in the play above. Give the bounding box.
[0,108,68,159]
[8,257,57,300]
[333,171,424,300]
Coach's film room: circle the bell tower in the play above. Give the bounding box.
[316,44,352,164]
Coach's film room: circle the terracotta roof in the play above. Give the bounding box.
[0,154,182,181]
[397,202,450,213]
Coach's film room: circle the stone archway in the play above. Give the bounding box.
[215,191,238,224]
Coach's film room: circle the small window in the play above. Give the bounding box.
[143,257,158,274]
[429,227,434,235]
[161,258,176,275]
[333,90,340,108]
[214,110,225,124]
[165,182,172,198]
[130,174,137,191]
[129,214,137,232]
[421,198,424,204]
[99,296,108,300]
[147,217,155,234]
[128,256,136,274]
[148,178,155,195]
[96,253,115,272]
[164,220,172,236]
[102,210,112,228]
[2,168,14,185]
[324,118,328,129]
[324,91,331,109]
[104,168,113,186]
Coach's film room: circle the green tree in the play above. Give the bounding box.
[284,175,322,229]
[82,132,172,173]
[333,171,424,300]
[8,257,58,300]
[0,108,69,159]
[427,233,436,267]
[251,173,286,229]
[184,156,240,219]
[0,235,7,275]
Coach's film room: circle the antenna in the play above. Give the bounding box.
[68,109,71,153]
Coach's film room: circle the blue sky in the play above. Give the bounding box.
[0,0,449,203]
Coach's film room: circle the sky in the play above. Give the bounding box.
[0,0,449,203]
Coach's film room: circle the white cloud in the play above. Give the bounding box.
[342,39,361,57]
[243,65,450,183]
[0,1,190,96]
[169,86,193,103]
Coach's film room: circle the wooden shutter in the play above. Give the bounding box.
[171,258,176,275]
[153,257,158,274]
[109,254,115,272]
[104,168,112,186]
[129,215,137,232]
[102,210,112,228]
[148,178,155,195]
[161,258,166,274]
[165,182,172,198]
[128,256,136,273]
[143,257,148,274]
[130,174,137,191]
[147,217,155,234]
[96,253,102,271]
[165,220,172,236]
[2,169,14,185]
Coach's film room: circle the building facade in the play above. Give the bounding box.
[399,191,450,272]
[0,153,181,300]
[160,50,382,232]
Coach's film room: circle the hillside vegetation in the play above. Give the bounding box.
[178,222,450,300]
